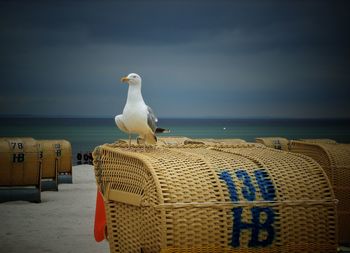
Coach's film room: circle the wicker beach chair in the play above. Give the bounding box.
[54,140,73,184]
[39,140,73,189]
[93,138,337,253]
[255,137,290,151]
[289,141,350,245]
[0,137,41,203]
[38,140,72,191]
[38,140,59,191]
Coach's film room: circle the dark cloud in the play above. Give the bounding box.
[0,0,349,118]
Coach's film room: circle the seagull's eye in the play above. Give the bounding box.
[133,75,137,78]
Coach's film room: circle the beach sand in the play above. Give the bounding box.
[0,165,109,253]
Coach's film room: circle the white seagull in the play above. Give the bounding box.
[115,73,159,148]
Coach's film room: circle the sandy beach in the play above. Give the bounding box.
[0,165,109,253]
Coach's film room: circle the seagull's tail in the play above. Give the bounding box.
[145,133,157,144]
[155,127,171,134]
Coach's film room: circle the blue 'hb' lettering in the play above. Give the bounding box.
[218,169,276,248]
[219,170,238,201]
[232,207,275,247]
[236,170,256,201]
[254,170,276,201]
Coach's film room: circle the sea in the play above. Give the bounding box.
[1,117,349,164]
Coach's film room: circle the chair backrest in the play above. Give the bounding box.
[93,138,337,253]
[38,139,72,177]
[255,137,289,151]
[289,140,350,244]
[0,137,41,187]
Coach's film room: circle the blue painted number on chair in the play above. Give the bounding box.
[219,168,276,248]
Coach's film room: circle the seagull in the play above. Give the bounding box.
[115,73,163,149]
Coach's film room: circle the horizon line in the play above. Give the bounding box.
[0,114,350,120]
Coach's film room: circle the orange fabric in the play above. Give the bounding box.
[94,190,106,242]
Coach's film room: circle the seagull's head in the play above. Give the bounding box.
[121,73,142,86]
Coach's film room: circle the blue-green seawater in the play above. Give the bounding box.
[1,118,349,164]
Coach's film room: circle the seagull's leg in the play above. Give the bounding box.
[128,134,131,149]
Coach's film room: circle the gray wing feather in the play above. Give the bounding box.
[147,106,157,133]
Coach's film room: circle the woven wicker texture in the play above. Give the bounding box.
[55,140,72,174]
[0,137,41,187]
[119,137,247,147]
[289,141,350,244]
[93,138,337,253]
[255,137,290,151]
[184,138,246,145]
[299,139,337,144]
[38,140,72,178]
[38,141,58,180]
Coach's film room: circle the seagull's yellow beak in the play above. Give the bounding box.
[121,77,130,83]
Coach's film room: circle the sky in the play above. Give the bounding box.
[0,0,349,118]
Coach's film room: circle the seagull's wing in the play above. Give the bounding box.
[147,106,157,133]
[115,114,129,133]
